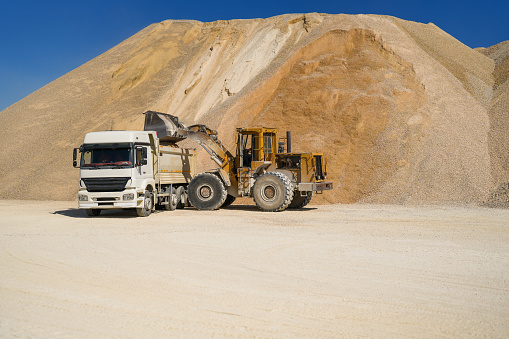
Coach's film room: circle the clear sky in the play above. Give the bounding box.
[0,0,507,111]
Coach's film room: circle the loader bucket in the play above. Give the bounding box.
[143,111,186,143]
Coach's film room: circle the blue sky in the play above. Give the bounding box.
[0,0,507,111]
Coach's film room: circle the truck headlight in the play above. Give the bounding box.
[79,195,88,201]
[123,193,134,201]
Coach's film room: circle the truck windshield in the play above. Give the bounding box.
[81,143,133,168]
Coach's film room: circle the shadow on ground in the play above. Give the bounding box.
[52,208,139,219]
[223,204,317,212]
[52,204,318,218]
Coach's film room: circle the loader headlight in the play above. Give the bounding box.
[79,195,88,201]
[123,193,134,201]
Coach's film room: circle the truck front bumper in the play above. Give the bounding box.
[297,181,333,192]
[78,188,143,209]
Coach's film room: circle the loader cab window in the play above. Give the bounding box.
[263,133,273,161]
[81,143,134,169]
[238,133,256,167]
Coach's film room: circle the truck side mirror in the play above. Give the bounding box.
[73,148,79,168]
[136,146,148,166]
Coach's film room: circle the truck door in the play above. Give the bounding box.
[135,146,153,179]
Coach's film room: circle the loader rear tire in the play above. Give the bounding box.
[253,172,294,212]
[288,191,313,209]
[188,173,227,210]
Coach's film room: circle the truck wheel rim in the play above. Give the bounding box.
[145,196,152,210]
[199,185,213,200]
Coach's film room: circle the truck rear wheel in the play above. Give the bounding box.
[136,190,153,217]
[253,172,294,212]
[288,191,313,209]
[164,187,178,211]
[176,186,186,209]
[86,209,101,216]
[188,173,227,210]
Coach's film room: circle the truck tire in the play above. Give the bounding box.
[288,191,313,209]
[188,173,227,210]
[164,187,178,211]
[176,186,186,209]
[253,172,294,212]
[136,190,153,217]
[221,194,236,208]
[86,209,101,216]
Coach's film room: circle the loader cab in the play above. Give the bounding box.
[236,128,277,169]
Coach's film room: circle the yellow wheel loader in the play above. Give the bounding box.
[178,123,333,212]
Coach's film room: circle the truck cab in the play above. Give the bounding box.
[74,131,156,215]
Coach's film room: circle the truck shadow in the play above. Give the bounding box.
[52,209,139,219]
[53,205,318,217]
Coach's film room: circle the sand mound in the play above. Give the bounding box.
[477,41,509,187]
[483,181,509,208]
[0,14,505,204]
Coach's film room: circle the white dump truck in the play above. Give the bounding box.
[73,111,196,217]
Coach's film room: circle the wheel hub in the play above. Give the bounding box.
[262,184,276,201]
[199,185,213,200]
[145,196,152,210]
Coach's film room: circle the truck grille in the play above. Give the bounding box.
[82,177,129,192]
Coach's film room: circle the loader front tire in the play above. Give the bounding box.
[188,173,227,210]
[253,172,294,212]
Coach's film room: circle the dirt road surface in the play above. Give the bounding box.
[1,201,508,338]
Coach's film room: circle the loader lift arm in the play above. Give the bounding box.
[179,125,234,170]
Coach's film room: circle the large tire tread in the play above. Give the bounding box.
[253,172,294,212]
[221,194,236,208]
[288,191,313,209]
[188,173,227,210]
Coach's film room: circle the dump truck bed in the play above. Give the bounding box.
[157,145,197,185]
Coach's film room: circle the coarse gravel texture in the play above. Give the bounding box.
[0,14,506,206]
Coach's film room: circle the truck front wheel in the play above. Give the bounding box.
[188,173,227,210]
[137,190,153,217]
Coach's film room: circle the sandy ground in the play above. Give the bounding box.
[1,201,508,338]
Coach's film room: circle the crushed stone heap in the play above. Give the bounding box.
[0,14,506,205]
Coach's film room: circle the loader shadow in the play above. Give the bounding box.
[52,208,139,219]
[223,204,317,212]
